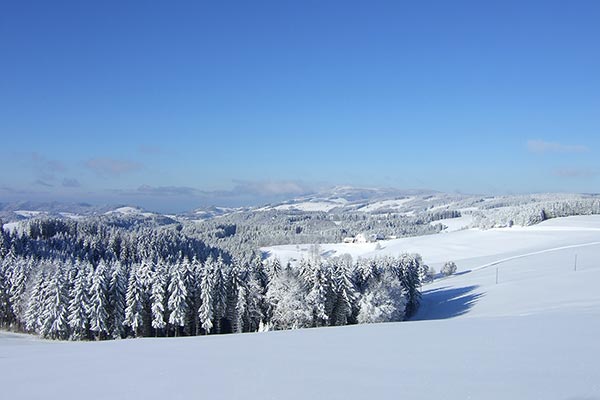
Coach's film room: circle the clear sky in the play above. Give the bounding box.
[1,1,599,212]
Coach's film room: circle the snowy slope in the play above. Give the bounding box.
[2,310,599,400]
[270,199,347,212]
[264,215,600,271]
[355,197,414,212]
[104,206,155,217]
[254,187,455,214]
[431,214,473,232]
[2,215,600,400]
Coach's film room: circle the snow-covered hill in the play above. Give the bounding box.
[2,215,600,399]
[104,206,155,217]
[255,186,461,214]
[264,215,600,270]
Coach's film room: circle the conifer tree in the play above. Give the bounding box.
[67,263,90,340]
[124,266,144,337]
[212,256,228,334]
[150,266,167,335]
[0,262,10,326]
[89,261,109,339]
[244,274,265,332]
[108,261,127,339]
[24,270,46,333]
[184,257,201,335]
[306,263,329,327]
[8,259,28,328]
[198,264,214,335]
[228,263,247,333]
[39,264,69,339]
[331,260,356,326]
[266,267,311,330]
[167,263,188,335]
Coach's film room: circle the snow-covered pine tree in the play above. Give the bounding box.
[249,255,269,329]
[150,266,167,335]
[0,261,10,327]
[395,254,422,317]
[7,258,28,329]
[354,257,378,292]
[89,261,109,339]
[305,262,330,327]
[244,274,265,332]
[167,263,188,336]
[251,254,269,290]
[108,261,127,339]
[266,267,311,330]
[184,257,201,336]
[212,256,228,334]
[67,262,91,340]
[124,265,144,337]
[39,263,70,339]
[266,257,281,281]
[234,283,247,334]
[331,259,357,326]
[298,258,313,287]
[227,262,247,333]
[24,269,47,333]
[0,222,7,258]
[198,261,214,335]
[137,259,155,336]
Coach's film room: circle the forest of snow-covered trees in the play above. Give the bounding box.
[471,197,600,228]
[0,217,425,340]
[2,193,599,340]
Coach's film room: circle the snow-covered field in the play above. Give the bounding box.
[2,215,600,399]
[271,200,344,212]
[264,215,600,271]
[355,197,414,212]
[104,206,155,217]
[431,214,474,232]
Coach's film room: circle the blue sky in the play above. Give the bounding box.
[1,1,599,211]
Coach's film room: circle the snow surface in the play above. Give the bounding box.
[430,214,473,232]
[14,210,43,217]
[59,212,85,220]
[264,215,600,271]
[104,206,154,217]
[2,215,600,399]
[356,197,413,212]
[1,221,20,233]
[272,201,344,212]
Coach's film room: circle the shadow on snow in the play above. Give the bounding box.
[411,285,484,321]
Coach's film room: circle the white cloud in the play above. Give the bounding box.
[62,178,81,188]
[136,185,197,196]
[229,180,315,196]
[527,140,589,154]
[553,168,598,178]
[85,158,142,176]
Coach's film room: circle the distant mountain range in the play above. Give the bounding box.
[4,186,591,227]
[0,186,458,224]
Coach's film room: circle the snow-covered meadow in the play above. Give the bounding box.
[264,215,600,271]
[2,215,600,399]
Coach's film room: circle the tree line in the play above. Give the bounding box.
[0,252,425,340]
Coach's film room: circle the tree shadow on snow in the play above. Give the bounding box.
[411,285,484,321]
[453,270,471,276]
